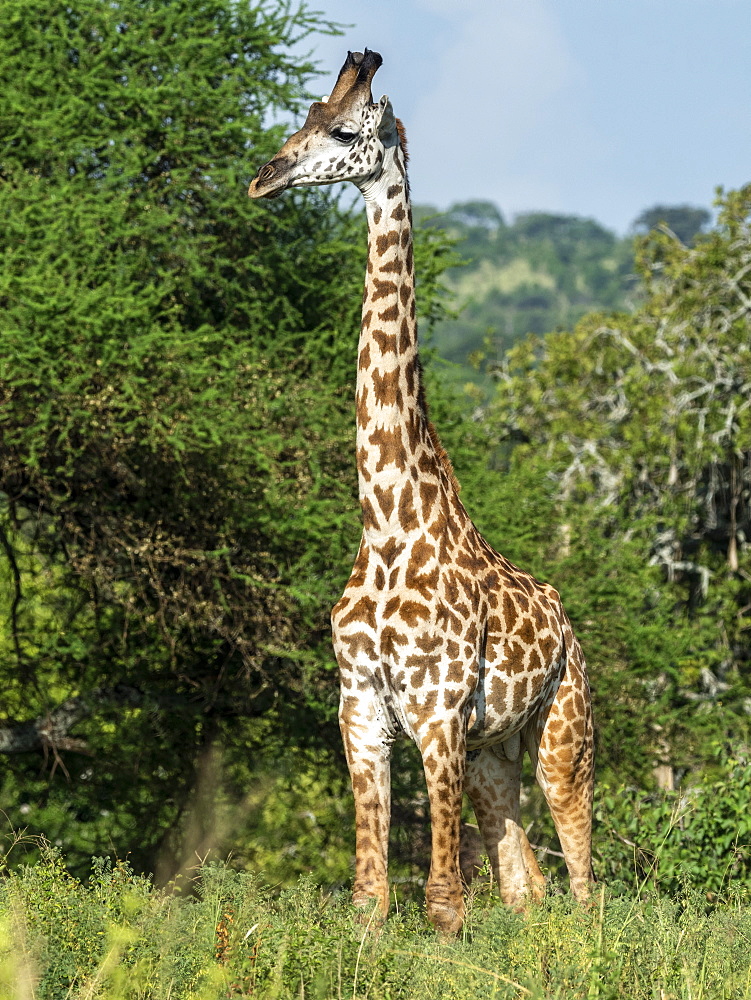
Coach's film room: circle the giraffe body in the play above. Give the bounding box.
[250,50,595,934]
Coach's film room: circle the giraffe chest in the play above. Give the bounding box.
[332,544,567,747]
[332,549,483,737]
[332,535,486,665]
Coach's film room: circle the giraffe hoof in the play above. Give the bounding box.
[529,878,547,904]
[427,900,464,936]
[352,892,388,926]
[502,882,546,912]
[505,896,538,915]
[570,875,597,906]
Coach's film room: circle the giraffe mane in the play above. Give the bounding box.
[428,421,461,494]
[417,367,460,493]
[395,118,409,164]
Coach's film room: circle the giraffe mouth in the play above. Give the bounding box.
[256,183,287,199]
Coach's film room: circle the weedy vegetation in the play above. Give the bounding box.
[1,843,751,1000]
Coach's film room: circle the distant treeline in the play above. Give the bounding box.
[415,200,712,376]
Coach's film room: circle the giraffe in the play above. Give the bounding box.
[249,49,595,935]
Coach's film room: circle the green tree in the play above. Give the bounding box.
[0,0,357,874]
[632,203,712,245]
[485,186,751,783]
[0,0,458,876]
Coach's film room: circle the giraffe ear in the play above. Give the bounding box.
[377,95,397,144]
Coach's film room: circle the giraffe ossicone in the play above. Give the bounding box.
[250,49,595,935]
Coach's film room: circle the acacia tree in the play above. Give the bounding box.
[492,188,751,574]
[0,0,353,869]
[0,0,449,873]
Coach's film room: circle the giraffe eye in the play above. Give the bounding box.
[332,127,358,144]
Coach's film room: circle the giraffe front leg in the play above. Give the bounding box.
[416,715,466,935]
[339,693,392,920]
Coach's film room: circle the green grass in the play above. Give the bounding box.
[2,847,751,999]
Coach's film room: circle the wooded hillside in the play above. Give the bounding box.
[418,200,712,403]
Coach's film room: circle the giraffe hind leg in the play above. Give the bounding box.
[526,655,595,902]
[464,747,545,909]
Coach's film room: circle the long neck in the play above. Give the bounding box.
[355,147,447,539]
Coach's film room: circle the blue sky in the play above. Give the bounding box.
[299,0,751,233]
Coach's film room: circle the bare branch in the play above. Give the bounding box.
[0,520,25,676]
[0,685,143,755]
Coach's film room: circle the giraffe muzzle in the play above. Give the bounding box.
[248,159,289,199]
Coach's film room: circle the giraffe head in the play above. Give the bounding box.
[249,49,402,200]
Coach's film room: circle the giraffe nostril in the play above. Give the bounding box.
[259,163,275,183]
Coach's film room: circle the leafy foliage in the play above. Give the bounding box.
[0,0,460,877]
[0,0,363,873]
[596,751,751,897]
